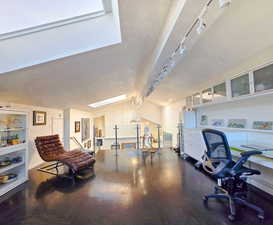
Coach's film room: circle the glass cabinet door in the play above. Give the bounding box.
[202,88,212,103]
[193,93,201,105]
[186,96,192,107]
[231,74,250,97]
[254,64,273,93]
[213,82,226,101]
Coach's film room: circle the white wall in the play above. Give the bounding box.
[64,108,94,150]
[0,102,63,169]
[161,99,185,147]
[92,101,162,138]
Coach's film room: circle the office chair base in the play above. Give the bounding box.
[203,188,264,221]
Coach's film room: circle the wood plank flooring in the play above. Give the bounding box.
[0,149,272,225]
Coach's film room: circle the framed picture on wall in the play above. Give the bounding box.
[87,140,91,149]
[75,121,80,133]
[81,118,90,142]
[33,111,47,126]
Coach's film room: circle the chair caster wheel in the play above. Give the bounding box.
[228,214,235,221]
[258,214,264,220]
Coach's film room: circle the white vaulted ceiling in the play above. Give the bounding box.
[0,0,172,110]
[0,0,273,110]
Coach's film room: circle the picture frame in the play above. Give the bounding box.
[87,140,91,149]
[75,121,80,133]
[33,111,47,126]
[81,118,90,142]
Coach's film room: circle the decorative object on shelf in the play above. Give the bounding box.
[75,121,80,133]
[200,115,208,126]
[228,119,247,128]
[12,156,23,163]
[81,118,90,142]
[10,134,20,145]
[211,119,225,127]
[253,121,273,130]
[0,159,12,167]
[0,174,17,184]
[33,111,47,126]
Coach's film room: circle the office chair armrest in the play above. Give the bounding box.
[229,150,262,176]
[240,150,262,157]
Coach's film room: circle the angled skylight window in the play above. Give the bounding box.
[0,0,105,35]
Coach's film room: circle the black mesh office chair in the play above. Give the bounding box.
[202,129,264,221]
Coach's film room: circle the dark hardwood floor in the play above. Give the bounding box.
[0,149,272,225]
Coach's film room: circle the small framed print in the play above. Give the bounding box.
[87,140,91,149]
[33,111,47,126]
[75,121,80,133]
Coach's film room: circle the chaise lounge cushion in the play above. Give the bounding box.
[58,150,95,172]
[35,135,95,172]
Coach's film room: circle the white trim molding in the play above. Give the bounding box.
[0,10,106,41]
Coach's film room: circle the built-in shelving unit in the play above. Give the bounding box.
[0,110,28,196]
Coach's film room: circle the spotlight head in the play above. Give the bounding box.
[219,0,231,8]
[179,44,186,55]
[196,20,206,34]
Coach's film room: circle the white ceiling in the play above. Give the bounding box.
[148,0,273,105]
[1,0,273,110]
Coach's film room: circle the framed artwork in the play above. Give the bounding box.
[253,121,273,130]
[75,121,80,133]
[87,140,91,149]
[81,118,90,142]
[211,119,225,127]
[33,111,46,126]
[200,115,208,126]
[227,119,247,128]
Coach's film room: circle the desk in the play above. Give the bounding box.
[230,146,273,169]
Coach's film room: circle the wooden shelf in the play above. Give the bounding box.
[0,177,28,196]
[0,143,27,156]
[0,162,25,174]
[0,128,25,132]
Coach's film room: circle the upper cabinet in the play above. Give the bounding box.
[193,93,201,105]
[185,62,273,108]
[213,82,226,101]
[254,64,273,93]
[202,88,213,104]
[186,96,192,107]
[231,74,250,98]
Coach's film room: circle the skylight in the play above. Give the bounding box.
[0,0,105,35]
[89,95,127,108]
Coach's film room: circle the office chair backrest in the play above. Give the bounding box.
[202,129,232,176]
[202,129,232,160]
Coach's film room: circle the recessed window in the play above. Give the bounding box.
[0,0,104,35]
[231,74,250,97]
[254,64,273,93]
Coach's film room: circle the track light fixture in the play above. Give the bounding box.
[219,0,231,8]
[179,43,186,55]
[145,0,232,98]
[196,19,206,34]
